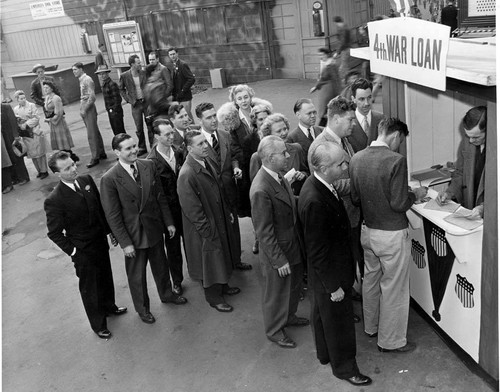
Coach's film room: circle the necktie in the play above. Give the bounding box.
[130,164,140,184]
[307,128,314,142]
[211,134,220,154]
[204,159,217,179]
[330,184,339,199]
[473,146,485,202]
[74,181,83,196]
[341,137,354,158]
[361,115,369,135]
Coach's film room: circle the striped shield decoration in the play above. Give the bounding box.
[411,239,426,269]
[455,274,475,308]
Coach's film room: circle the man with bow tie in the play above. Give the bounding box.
[44,151,127,339]
[250,135,309,349]
[100,133,187,325]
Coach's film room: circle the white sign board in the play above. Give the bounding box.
[367,18,450,91]
[30,0,65,20]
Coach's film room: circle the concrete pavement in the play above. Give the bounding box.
[2,79,495,392]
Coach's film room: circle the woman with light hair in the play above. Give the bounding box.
[13,89,49,179]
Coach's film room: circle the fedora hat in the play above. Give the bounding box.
[95,65,112,74]
[32,63,45,73]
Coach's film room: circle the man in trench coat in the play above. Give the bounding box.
[177,130,241,312]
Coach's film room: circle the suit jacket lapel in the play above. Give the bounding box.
[116,163,141,199]
[312,176,344,213]
[261,168,292,208]
[137,160,150,212]
[217,130,227,169]
[354,119,368,146]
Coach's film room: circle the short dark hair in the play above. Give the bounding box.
[463,106,487,132]
[148,51,159,59]
[43,80,60,96]
[48,150,70,173]
[112,133,132,150]
[195,102,214,119]
[128,54,139,66]
[185,130,202,147]
[167,47,178,53]
[333,16,344,23]
[168,104,185,119]
[72,62,84,70]
[351,78,373,98]
[378,117,409,137]
[293,98,313,114]
[327,96,356,117]
[152,118,173,135]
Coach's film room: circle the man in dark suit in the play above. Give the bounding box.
[100,133,187,324]
[348,78,385,153]
[196,102,252,271]
[177,130,241,312]
[287,98,322,155]
[44,151,127,339]
[119,55,149,156]
[147,118,186,295]
[299,141,372,386]
[250,135,309,349]
[30,63,55,108]
[167,104,195,152]
[168,47,195,122]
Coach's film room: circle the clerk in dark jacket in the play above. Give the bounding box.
[298,141,371,387]
[100,133,187,325]
[44,151,126,339]
[147,118,186,295]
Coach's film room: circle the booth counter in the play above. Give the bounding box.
[351,23,497,380]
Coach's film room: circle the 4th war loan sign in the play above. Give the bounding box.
[367,18,450,91]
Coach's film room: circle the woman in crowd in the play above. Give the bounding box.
[13,90,49,179]
[43,80,79,162]
[249,113,308,195]
[310,47,342,126]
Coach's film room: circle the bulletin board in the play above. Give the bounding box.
[102,21,146,68]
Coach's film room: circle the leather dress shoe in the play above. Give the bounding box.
[139,312,156,324]
[110,306,127,316]
[223,286,241,296]
[287,316,310,327]
[172,284,183,295]
[365,331,378,338]
[345,374,372,386]
[319,359,330,365]
[235,262,252,270]
[96,329,112,339]
[210,303,233,312]
[2,185,13,194]
[86,159,100,168]
[252,240,259,254]
[353,314,361,323]
[378,341,416,353]
[268,334,297,349]
[18,179,29,185]
[99,153,108,160]
[162,295,188,305]
[39,172,49,179]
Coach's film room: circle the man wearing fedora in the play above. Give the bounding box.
[30,63,55,108]
[96,65,125,135]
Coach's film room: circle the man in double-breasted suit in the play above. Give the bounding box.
[250,135,309,349]
[100,133,187,324]
[44,151,126,339]
[196,102,252,271]
[298,141,372,387]
[177,130,240,312]
[147,118,186,295]
[287,98,323,155]
[119,55,149,155]
[348,78,385,153]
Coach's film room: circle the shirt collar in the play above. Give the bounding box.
[262,165,280,184]
[313,171,334,192]
[201,128,217,145]
[78,73,87,82]
[370,140,389,148]
[119,160,137,179]
[298,123,314,138]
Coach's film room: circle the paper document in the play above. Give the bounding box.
[284,168,296,183]
[444,208,483,230]
[424,198,460,213]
